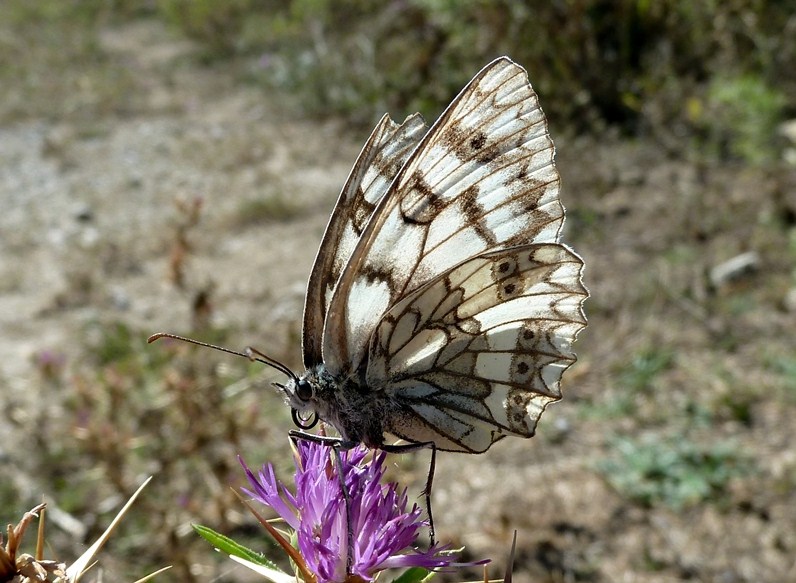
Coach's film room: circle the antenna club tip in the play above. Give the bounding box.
[147,333,165,343]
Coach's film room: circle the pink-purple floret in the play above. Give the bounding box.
[240,441,462,583]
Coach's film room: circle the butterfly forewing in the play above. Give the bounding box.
[322,57,564,375]
[282,56,587,457]
[365,243,587,452]
[302,113,428,368]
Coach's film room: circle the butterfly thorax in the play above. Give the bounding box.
[284,365,394,448]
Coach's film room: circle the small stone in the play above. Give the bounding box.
[109,287,131,311]
[784,288,796,313]
[709,251,760,288]
[779,119,796,145]
[73,202,93,222]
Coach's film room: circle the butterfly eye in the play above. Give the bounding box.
[296,379,313,401]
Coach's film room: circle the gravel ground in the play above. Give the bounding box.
[2,17,795,583]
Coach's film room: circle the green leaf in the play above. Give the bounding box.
[192,524,282,571]
[393,567,433,583]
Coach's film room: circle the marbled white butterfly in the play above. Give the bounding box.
[152,55,587,479]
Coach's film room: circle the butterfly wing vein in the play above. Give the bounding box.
[300,56,588,453]
[303,113,428,367]
[322,57,568,375]
[368,243,587,452]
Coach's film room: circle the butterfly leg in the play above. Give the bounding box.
[289,430,357,572]
[381,441,437,546]
[289,428,354,448]
[330,441,355,573]
[290,431,439,547]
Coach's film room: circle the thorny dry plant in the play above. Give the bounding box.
[1,480,167,583]
[1,504,66,583]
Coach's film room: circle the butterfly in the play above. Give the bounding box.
[292,55,587,452]
[152,56,587,456]
[150,56,587,545]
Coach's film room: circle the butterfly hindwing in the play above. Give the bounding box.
[322,57,564,376]
[366,243,587,452]
[302,113,427,368]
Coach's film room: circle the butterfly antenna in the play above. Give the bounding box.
[147,332,298,381]
[245,346,298,382]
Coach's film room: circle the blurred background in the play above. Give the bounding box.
[1,1,794,581]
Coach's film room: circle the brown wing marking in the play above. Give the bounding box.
[302,113,427,367]
[323,57,564,375]
[368,243,587,452]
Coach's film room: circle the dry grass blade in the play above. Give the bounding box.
[227,555,296,583]
[503,531,517,583]
[66,477,154,583]
[36,505,46,562]
[131,565,173,582]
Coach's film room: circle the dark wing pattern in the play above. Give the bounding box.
[367,244,587,452]
[302,113,427,368]
[322,57,564,375]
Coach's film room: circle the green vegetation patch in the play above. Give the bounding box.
[697,73,786,164]
[597,434,752,510]
[234,194,306,226]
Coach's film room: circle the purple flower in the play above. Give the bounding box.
[241,441,467,583]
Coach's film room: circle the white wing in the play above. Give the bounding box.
[368,244,587,452]
[302,113,427,368]
[322,57,563,376]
